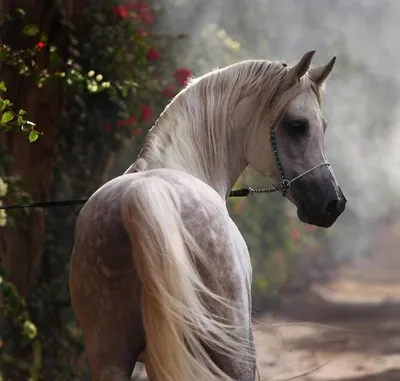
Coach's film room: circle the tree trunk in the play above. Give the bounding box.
[0,0,80,295]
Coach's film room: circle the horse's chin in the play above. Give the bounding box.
[297,207,309,224]
[296,207,336,228]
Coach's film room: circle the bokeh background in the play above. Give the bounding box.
[1,1,399,380]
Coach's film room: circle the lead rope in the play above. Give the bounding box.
[0,124,330,210]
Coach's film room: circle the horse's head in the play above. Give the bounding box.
[246,50,346,228]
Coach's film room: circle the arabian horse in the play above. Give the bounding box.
[69,50,346,381]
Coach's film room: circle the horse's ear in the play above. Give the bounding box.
[287,50,316,82]
[308,56,336,86]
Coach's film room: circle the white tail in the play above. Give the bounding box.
[120,176,255,381]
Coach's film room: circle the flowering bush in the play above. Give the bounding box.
[0,3,192,145]
[75,1,192,148]
[0,1,192,380]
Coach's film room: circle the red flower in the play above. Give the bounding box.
[290,229,300,242]
[117,119,126,127]
[173,67,191,86]
[35,41,45,51]
[132,127,142,136]
[104,123,113,134]
[138,5,152,24]
[146,48,160,61]
[161,84,177,98]
[112,5,128,18]
[137,29,148,38]
[128,116,136,124]
[140,105,151,123]
[233,199,245,215]
[127,1,152,23]
[275,252,285,265]
[125,1,138,9]
[305,224,316,233]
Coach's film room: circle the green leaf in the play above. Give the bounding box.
[0,82,6,92]
[49,50,60,65]
[22,24,39,36]
[29,131,39,142]
[0,99,10,111]
[17,116,24,126]
[1,111,14,124]
[40,33,48,43]
[18,109,26,116]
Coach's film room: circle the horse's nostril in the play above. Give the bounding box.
[325,197,346,216]
[325,199,340,215]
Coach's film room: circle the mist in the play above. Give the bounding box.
[157,0,400,262]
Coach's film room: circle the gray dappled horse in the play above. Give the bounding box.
[69,50,346,381]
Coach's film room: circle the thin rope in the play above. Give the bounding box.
[0,199,88,210]
[289,162,330,184]
[0,162,331,210]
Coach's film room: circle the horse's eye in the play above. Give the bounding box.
[288,119,309,135]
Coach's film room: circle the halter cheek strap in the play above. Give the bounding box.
[270,127,330,196]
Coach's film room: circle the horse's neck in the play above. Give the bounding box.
[127,109,247,198]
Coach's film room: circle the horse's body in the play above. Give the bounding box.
[70,51,346,381]
[70,169,254,380]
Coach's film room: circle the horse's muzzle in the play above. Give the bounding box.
[295,183,347,228]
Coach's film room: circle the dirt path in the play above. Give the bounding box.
[254,219,400,381]
[254,289,400,380]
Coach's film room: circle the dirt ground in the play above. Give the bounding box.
[254,286,400,380]
[254,218,400,381]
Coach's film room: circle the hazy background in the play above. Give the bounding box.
[155,0,400,263]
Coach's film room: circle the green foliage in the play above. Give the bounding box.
[0,82,38,139]
[0,262,40,380]
[21,24,39,36]
[0,7,146,143]
[28,131,38,143]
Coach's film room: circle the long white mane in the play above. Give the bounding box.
[129,60,319,196]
